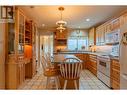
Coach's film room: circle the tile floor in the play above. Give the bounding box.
[18,69,110,90]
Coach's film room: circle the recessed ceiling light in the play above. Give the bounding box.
[42,24,45,27]
[86,18,90,22]
[78,26,80,28]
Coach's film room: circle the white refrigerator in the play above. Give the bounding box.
[120,23,127,89]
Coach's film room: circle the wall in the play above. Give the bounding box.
[54,28,89,51]
[68,29,88,37]
[0,23,5,89]
[96,45,113,53]
[91,45,113,54]
[40,35,53,56]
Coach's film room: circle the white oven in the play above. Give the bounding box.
[97,55,111,87]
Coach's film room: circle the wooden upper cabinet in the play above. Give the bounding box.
[96,25,106,46]
[106,22,112,33]
[120,12,127,26]
[100,26,105,44]
[25,20,32,45]
[55,30,67,40]
[96,27,100,45]
[16,8,25,54]
[88,28,95,46]
[112,18,120,30]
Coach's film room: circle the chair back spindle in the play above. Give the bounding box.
[60,58,82,80]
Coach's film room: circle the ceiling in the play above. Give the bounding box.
[20,6,127,29]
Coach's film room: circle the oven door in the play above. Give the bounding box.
[97,59,110,77]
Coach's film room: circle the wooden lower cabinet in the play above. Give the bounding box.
[110,59,120,89]
[74,54,88,69]
[74,53,97,76]
[25,58,37,78]
[6,63,25,89]
[87,54,97,76]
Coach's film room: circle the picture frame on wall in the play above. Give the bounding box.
[1,6,13,19]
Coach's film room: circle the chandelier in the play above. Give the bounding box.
[56,7,67,33]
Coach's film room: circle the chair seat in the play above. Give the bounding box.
[44,67,60,77]
[61,76,79,80]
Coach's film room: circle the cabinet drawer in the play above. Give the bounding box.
[111,68,120,82]
[112,60,120,71]
[90,67,97,76]
[90,61,97,68]
[91,59,97,63]
[112,79,120,89]
[89,55,97,58]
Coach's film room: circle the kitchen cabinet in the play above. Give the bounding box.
[110,59,120,89]
[96,25,105,46]
[6,56,25,89]
[32,23,37,77]
[24,21,37,78]
[106,22,112,33]
[100,26,105,44]
[55,30,67,40]
[88,28,96,46]
[74,54,88,70]
[96,27,100,45]
[112,18,120,30]
[6,7,37,89]
[25,20,32,45]
[6,8,26,89]
[120,12,127,26]
[54,30,67,47]
[87,54,97,76]
[96,17,120,46]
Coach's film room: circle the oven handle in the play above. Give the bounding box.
[99,61,107,67]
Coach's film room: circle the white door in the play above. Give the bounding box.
[0,23,5,89]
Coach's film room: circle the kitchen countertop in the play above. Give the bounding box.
[51,54,83,64]
[109,55,119,61]
[53,51,119,61]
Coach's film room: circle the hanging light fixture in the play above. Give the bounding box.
[56,7,67,32]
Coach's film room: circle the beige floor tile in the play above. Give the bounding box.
[18,69,110,90]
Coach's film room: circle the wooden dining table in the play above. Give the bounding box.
[51,54,83,89]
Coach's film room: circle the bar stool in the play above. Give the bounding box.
[60,58,82,89]
[41,55,60,89]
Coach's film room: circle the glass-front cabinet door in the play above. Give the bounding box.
[18,12,25,54]
[8,8,25,59]
[8,23,15,54]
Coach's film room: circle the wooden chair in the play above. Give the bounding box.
[43,52,51,67]
[60,58,82,89]
[41,55,60,89]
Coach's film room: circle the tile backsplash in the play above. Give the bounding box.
[91,45,119,56]
[94,45,113,54]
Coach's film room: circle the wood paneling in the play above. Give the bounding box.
[88,28,96,46]
[0,23,5,89]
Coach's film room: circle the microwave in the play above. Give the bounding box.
[105,29,120,44]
